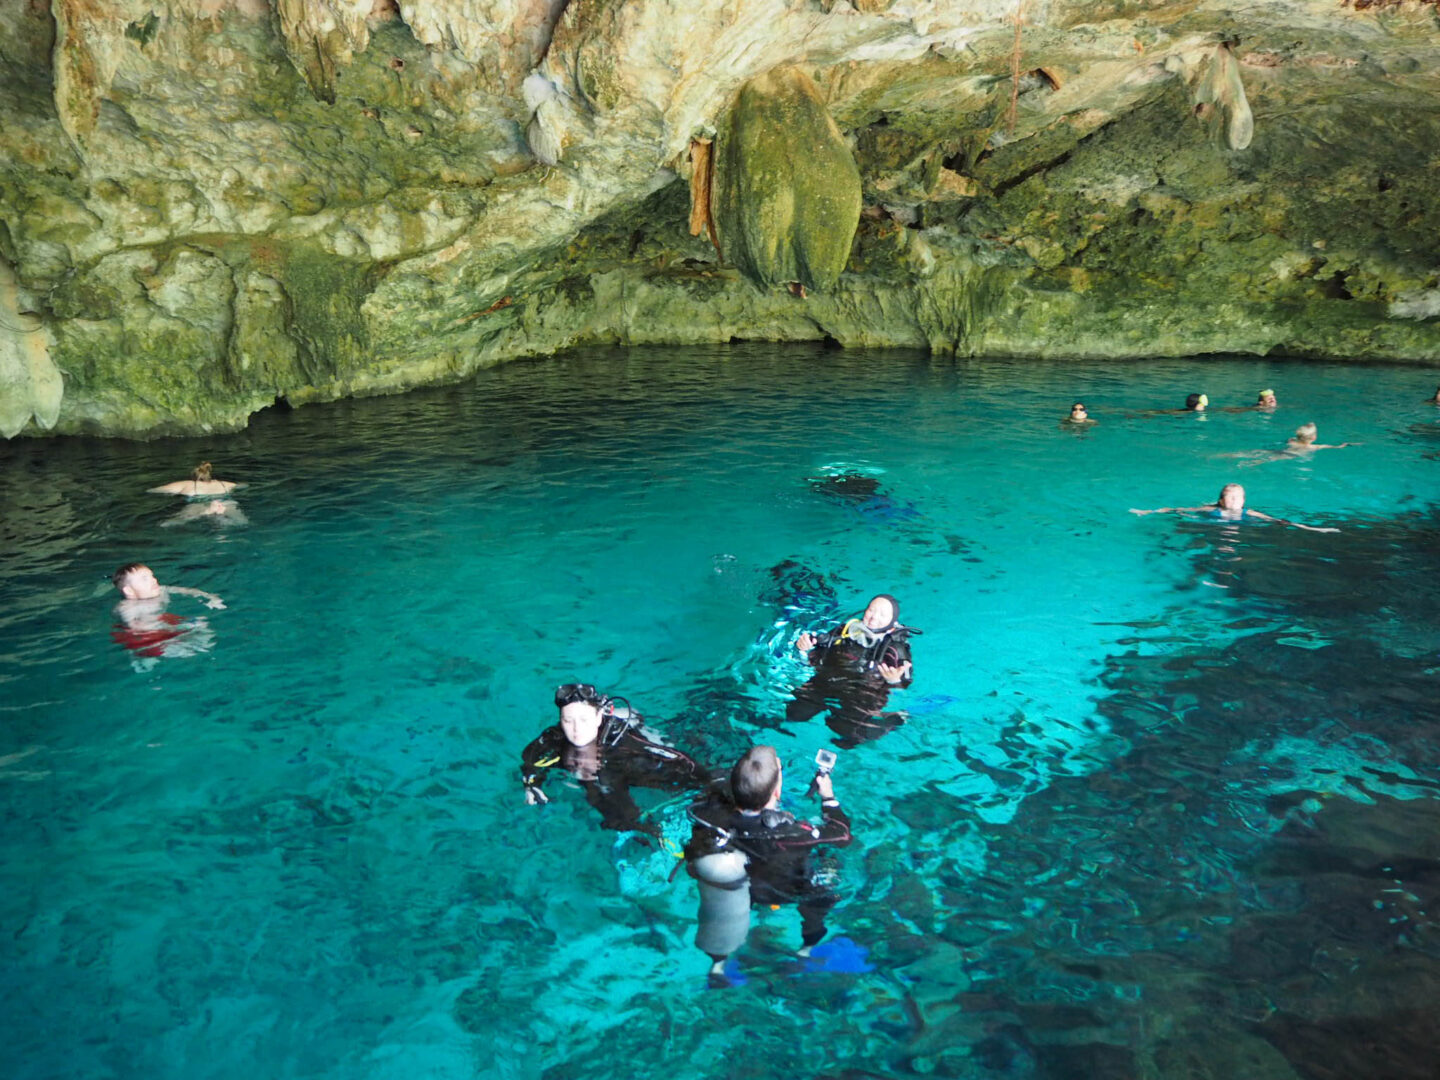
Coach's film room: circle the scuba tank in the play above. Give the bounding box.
[690,846,751,959]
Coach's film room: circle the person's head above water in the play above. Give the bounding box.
[731,745,782,810]
[862,594,899,632]
[1069,402,1088,421]
[1185,393,1208,411]
[191,462,214,482]
[112,562,160,600]
[1292,422,1318,445]
[554,683,605,747]
[1256,389,1277,408]
[1216,483,1246,511]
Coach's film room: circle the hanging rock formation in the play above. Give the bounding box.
[1,0,1438,436]
[713,67,862,293]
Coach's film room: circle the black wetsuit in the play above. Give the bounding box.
[685,792,853,950]
[520,714,711,832]
[786,623,914,748]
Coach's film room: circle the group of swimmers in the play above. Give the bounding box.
[109,463,241,666]
[1067,387,1364,533]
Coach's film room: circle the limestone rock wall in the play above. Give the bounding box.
[1,0,1438,437]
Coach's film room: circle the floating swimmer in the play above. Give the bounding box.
[1218,388,1278,413]
[149,461,241,498]
[109,562,225,670]
[1134,393,1208,416]
[1063,402,1095,425]
[1130,482,1338,533]
[1229,423,1357,466]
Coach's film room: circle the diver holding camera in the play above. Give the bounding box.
[684,746,852,986]
[520,683,712,834]
[788,592,916,748]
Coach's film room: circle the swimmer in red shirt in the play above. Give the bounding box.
[110,563,224,665]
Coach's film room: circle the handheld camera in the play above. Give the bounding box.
[807,748,838,798]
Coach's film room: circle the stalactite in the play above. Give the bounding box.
[688,138,721,259]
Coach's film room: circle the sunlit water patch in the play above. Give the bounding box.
[2,345,1438,1079]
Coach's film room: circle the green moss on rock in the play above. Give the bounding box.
[714,67,862,293]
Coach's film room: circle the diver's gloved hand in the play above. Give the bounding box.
[878,659,911,685]
[524,786,549,806]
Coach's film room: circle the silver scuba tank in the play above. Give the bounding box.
[691,850,751,958]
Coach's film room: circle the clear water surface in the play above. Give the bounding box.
[3,346,1439,1079]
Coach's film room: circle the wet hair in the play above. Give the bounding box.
[192,462,213,482]
[867,593,899,629]
[732,745,781,810]
[1185,393,1204,410]
[1293,422,1317,442]
[1071,402,1086,411]
[112,562,148,590]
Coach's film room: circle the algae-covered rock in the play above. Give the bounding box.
[4,0,1440,437]
[713,67,862,293]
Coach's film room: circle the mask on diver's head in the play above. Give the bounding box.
[555,683,600,708]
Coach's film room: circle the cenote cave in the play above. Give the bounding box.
[2,3,1439,1080]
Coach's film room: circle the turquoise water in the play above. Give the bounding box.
[3,345,1439,1079]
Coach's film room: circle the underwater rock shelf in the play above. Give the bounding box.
[2,0,1439,437]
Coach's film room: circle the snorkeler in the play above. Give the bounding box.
[149,461,240,497]
[685,745,851,987]
[1130,483,1338,533]
[520,683,712,833]
[109,562,224,667]
[1063,402,1095,424]
[787,594,915,747]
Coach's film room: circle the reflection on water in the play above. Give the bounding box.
[1,345,1438,1080]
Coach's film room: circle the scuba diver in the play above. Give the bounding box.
[787,593,916,748]
[520,683,713,834]
[684,745,852,987]
[807,468,921,526]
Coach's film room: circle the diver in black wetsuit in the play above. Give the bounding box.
[520,683,712,833]
[787,593,915,748]
[684,745,852,986]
